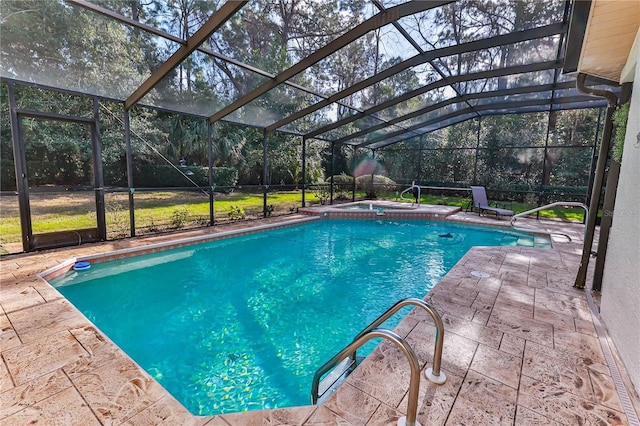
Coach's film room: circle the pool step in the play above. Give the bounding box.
[317,356,360,403]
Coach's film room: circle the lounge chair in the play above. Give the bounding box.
[470,186,514,219]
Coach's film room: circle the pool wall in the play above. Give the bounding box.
[39,216,320,282]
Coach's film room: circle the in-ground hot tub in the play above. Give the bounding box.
[298,200,461,220]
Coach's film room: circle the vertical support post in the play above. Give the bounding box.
[586,107,603,209]
[352,146,357,202]
[262,129,269,217]
[539,7,564,211]
[124,108,136,237]
[92,97,107,241]
[539,109,555,217]
[576,103,616,289]
[208,122,215,225]
[301,136,307,207]
[330,142,335,204]
[417,135,423,185]
[574,73,618,289]
[7,82,32,252]
[592,153,621,291]
[592,83,632,291]
[370,148,376,198]
[473,117,481,185]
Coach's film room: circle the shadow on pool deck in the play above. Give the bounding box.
[1,211,638,425]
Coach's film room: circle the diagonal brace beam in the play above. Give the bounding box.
[208,1,454,124]
[69,0,362,115]
[306,60,563,139]
[267,22,565,134]
[369,97,605,150]
[355,95,593,148]
[125,1,247,110]
[333,81,575,145]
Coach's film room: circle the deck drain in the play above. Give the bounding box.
[586,290,640,426]
[471,271,491,278]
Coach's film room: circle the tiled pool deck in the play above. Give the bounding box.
[1,210,639,425]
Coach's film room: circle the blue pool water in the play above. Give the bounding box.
[52,220,549,415]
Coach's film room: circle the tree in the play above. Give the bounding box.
[477,113,546,189]
[156,113,208,166]
[1,0,168,100]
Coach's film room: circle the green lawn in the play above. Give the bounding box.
[0,189,587,246]
[380,192,587,222]
[0,191,307,244]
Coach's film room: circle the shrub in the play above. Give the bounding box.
[227,205,246,221]
[106,203,129,238]
[212,167,239,189]
[330,173,354,199]
[355,174,397,198]
[171,207,188,229]
[612,102,629,163]
[523,192,538,206]
[335,190,350,200]
[329,173,354,185]
[310,184,330,205]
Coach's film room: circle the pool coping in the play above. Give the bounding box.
[1,211,639,425]
[38,215,321,282]
[299,200,460,220]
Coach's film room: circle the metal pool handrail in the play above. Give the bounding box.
[400,185,420,206]
[350,297,447,385]
[510,201,589,241]
[311,328,422,426]
[400,184,472,205]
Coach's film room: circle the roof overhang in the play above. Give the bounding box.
[577,0,640,83]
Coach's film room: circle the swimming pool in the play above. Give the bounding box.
[51,219,549,415]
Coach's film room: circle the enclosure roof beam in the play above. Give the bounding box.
[207,1,454,124]
[371,0,482,120]
[124,1,248,110]
[563,0,592,75]
[358,72,613,148]
[332,81,575,145]
[371,0,424,54]
[369,0,453,137]
[69,0,190,44]
[365,95,604,149]
[354,95,598,149]
[68,0,369,119]
[267,22,566,134]
[305,60,563,139]
[547,1,571,118]
[373,96,608,149]
[16,109,96,123]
